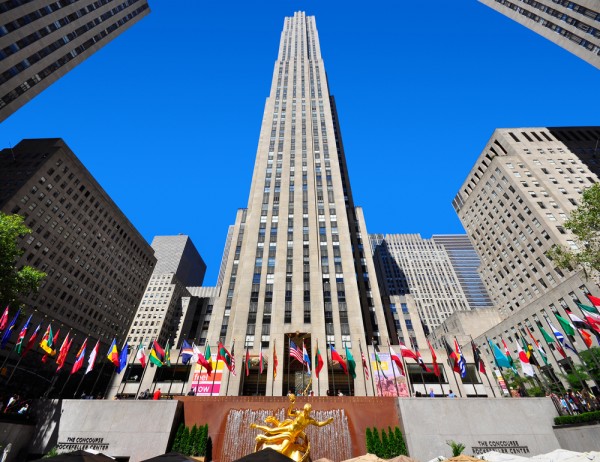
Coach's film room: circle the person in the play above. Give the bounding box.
[337,390,344,396]
[448,390,456,398]
[187,389,195,396]
[17,404,28,415]
[429,388,435,398]
[139,388,150,400]
[309,390,314,397]
[326,389,331,396]
[153,388,162,400]
[4,394,19,413]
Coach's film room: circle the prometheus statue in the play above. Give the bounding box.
[250,393,334,462]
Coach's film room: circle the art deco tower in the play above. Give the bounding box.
[206,12,392,397]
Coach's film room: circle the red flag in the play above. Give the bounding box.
[330,345,348,374]
[0,307,8,331]
[22,323,41,357]
[398,342,418,360]
[71,338,88,375]
[361,351,370,380]
[587,294,600,307]
[315,345,324,378]
[579,328,593,347]
[444,339,460,373]
[245,349,250,377]
[388,345,405,376]
[427,339,440,377]
[56,333,73,372]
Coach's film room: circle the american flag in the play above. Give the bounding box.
[361,351,370,380]
[289,340,304,364]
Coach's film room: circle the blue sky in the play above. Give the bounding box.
[1,1,599,285]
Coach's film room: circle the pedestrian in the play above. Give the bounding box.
[429,388,435,397]
[153,388,162,400]
[17,404,29,415]
[4,394,19,413]
[448,390,456,398]
[187,389,195,396]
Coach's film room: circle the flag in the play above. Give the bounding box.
[579,328,593,347]
[0,309,20,349]
[193,343,212,375]
[361,350,370,380]
[556,314,576,336]
[245,348,250,377]
[107,338,119,367]
[149,340,164,367]
[41,327,59,363]
[416,350,431,372]
[314,344,324,378]
[204,344,213,375]
[517,334,538,367]
[71,338,88,374]
[289,340,304,364]
[217,341,235,375]
[259,350,264,374]
[164,340,171,367]
[345,345,357,379]
[444,338,460,373]
[273,341,278,380]
[85,341,99,374]
[427,339,440,377]
[548,320,577,353]
[373,344,387,378]
[56,332,72,371]
[539,323,567,358]
[488,338,512,368]
[526,326,548,365]
[516,341,535,377]
[501,338,515,370]
[302,342,311,375]
[40,324,53,354]
[454,339,467,378]
[398,342,418,360]
[471,340,486,374]
[15,314,32,354]
[587,294,600,307]
[565,309,588,329]
[0,307,9,331]
[578,302,600,315]
[136,342,147,368]
[388,345,405,376]
[22,322,41,357]
[330,345,348,374]
[118,341,128,373]
[181,340,193,365]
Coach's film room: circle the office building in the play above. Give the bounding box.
[0,138,155,396]
[453,127,600,391]
[203,12,392,397]
[479,0,600,70]
[0,0,150,122]
[370,233,471,335]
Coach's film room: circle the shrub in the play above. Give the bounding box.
[447,440,465,457]
[554,410,600,426]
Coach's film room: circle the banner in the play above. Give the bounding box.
[494,369,510,396]
[191,355,224,396]
[370,352,409,397]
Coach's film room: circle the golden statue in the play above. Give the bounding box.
[250,393,334,462]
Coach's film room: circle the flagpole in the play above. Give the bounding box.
[287,336,292,394]
[328,344,336,395]
[241,346,248,396]
[211,343,219,397]
[534,321,571,392]
[445,336,462,397]
[119,341,138,396]
[366,341,376,396]
[167,341,183,397]
[58,333,78,397]
[135,339,152,399]
[358,340,368,396]
[182,338,200,396]
[301,341,305,395]
[470,336,496,398]
[521,329,556,393]
[73,369,87,398]
[89,358,106,398]
[568,306,600,372]
[515,333,550,395]
[344,341,351,395]
[315,340,320,396]
[271,339,276,397]
[225,340,234,397]
[5,354,24,385]
[486,336,510,398]
[372,340,383,397]
[386,340,400,396]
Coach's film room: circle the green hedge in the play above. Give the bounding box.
[554,410,600,426]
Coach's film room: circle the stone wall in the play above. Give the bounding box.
[553,423,600,452]
[0,420,35,462]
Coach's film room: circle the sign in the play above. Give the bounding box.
[370,352,409,397]
[472,440,530,455]
[56,437,109,452]
[494,369,510,396]
[190,355,224,396]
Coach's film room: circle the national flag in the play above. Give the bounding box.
[577,302,600,315]
[259,350,264,374]
[289,340,304,364]
[180,340,193,365]
[329,345,348,374]
[565,309,588,329]
[273,341,278,380]
[193,343,211,374]
[85,341,99,374]
[416,350,431,372]
[15,314,32,354]
[427,339,441,377]
[548,320,577,353]
[118,341,128,373]
[345,345,357,379]
[539,323,567,358]
[0,309,20,349]
[454,339,467,378]
[443,338,460,373]
[556,314,576,336]
[22,322,41,357]
[373,344,387,378]
[302,342,311,375]
[0,307,9,331]
[314,344,324,378]
[501,338,515,369]
[245,348,250,377]
[149,340,164,367]
[41,327,59,363]
[107,338,119,367]
[471,340,486,374]
[204,344,213,375]
[388,345,405,376]
[516,341,535,377]
[517,334,538,367]
[579,328,593,347]
[164,340,171,367]
[526,326,548,365]
[361,350,370,380]
[488,338,512,368]
[136,342,147,368]
[40,324,53,354]
[71,338,88,374]
[398,342,418,360]
[56,332,72,371]
[217,341,235,375]
[587,294,600,308]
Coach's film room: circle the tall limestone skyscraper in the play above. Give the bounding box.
[206,12,392,396]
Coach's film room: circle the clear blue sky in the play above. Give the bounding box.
[1,1,599,285]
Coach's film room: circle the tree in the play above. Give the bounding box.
[381,428,390,459]
[365,427,374,454]
[546,183,600,281]
[189,424,199,456]
[171,423,184,452]
[580,347,600,382]
[0,213,46,307]
[394,427,408,456]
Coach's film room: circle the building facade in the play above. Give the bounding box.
[453,127,600,392]
[0,0,150,122]
[479,0,600,70]
[0,138,155,397]
[370,233,471,335]
[203,12,392,397]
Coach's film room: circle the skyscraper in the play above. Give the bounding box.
[0,0,150,122]
[205,12,391,396]
[479,0,600,70]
